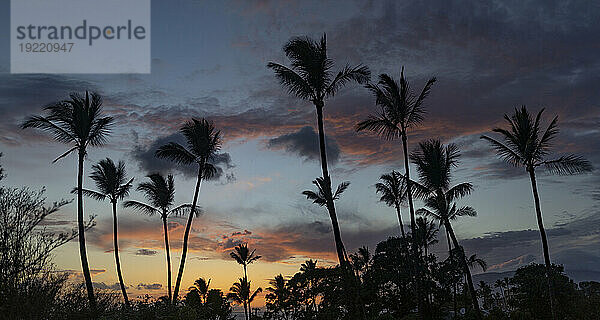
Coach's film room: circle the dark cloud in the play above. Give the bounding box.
[135,249,158,256]
[268,126,341,164]
[137,283,162,290]
[130,132,234,180]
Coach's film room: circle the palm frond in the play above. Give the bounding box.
[480,135,523,167]
[355,113,401,140]
[446,182,474,202]
[267,62,314,100]
[302,190,327,207]
[73,188,107,201]
[52,146,78,163]
[542,155,593,175]
[326,64,370,97]
[333,181,350,200]
[454,206,477,218]
[124,200,157,216]
[171,203,202,217]
[21,114,76,144]
[155,142,197,165]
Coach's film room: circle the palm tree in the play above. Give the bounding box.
[466,254,487,273]
[415,216,439,257]
[411,139,482,317]
[124,173,190,303]
[356,70,436,250]
[156,118,222,302]
[350,246,371,276]
[228,277,262,320]
[268,34,370,267]
[230,243,261,280]
[266,274,290,319]
[481,106,592,317]
[188,277,211,304]
[375,170,408,238]
[302,176,351,265]
[77,158,133,306]
[21,91,114,310]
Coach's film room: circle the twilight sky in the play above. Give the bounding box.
[1,0,599,305]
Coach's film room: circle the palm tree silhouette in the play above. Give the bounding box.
[156,118,222,302]
[21,91,114,310]
[228,277,262,320]
[356,70,436,250]
[76,158,133,307]
[124,173,191,303]
[268,34,370,267]
[481,106,592,318]
[415,216,438,257]
[230,243,261,280]
[466,254,487,273]
[266,274,290,318]
[410,139,482,317]
[188,277,211,304]
[375,170,408,238]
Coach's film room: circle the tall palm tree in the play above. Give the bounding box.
[375,170,408,238]
[266,274,290,319]
[156,118,221,302]
[124,173,190,303]
[77,158,133,307]
[268,34,370,267]
[481,106,592,318]
[230,243,261,280]
[411,139,482,317]
[21,91,114,310]
[356,70,436,249]
[228,277,262,320]
[415,216,438,257]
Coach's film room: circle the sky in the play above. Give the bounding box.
[1,0,599,306]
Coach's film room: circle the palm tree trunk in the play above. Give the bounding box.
[315,103,347,267]
[173,165,204,302]
[112,201,129,307]
[77,150,96,311]
[447,228,457,317]
[445,220,481,319]
[243,302,249,320]
[401,134,417,239]
[162,214,172,303]
[395,203,406,238]
[528,168,555,319]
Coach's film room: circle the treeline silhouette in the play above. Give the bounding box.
[0,34,597,319]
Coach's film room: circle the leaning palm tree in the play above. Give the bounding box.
[268,34,370,267]
[356,70,436,248]
[21,91,114,310]
[466,254,487,273]
[124,173,191,303]
[481,106,592,318]
[228,277,262,320]
[230,243,261,280]
[156,118,221,302]
[77,158,133,306]
[411,139,482,317]
[375,170,408,238]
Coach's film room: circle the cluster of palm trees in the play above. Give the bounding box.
[20,33,593,319]
[268,34,592,319]
[22,100,222,309]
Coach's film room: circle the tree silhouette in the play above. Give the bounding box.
[481,106,592,318]
[156,118,221,302]
[375,170,408,238]
[268,34,370,268]
[411,139,482,318]
[265,274,290,319]
[415,216,438,257]
[230,243,261,281]
[228,277,262,320]
[21,91,114,310]
[76,158,133,307]
[187,277,211,304]
[124,173,192,303]
[356,70,436,251]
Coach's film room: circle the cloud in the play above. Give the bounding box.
[130,132,234,180]
[137,283,163,290]
[135,248,158,256]
[94,282,127,290]
[268,126,341,164]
